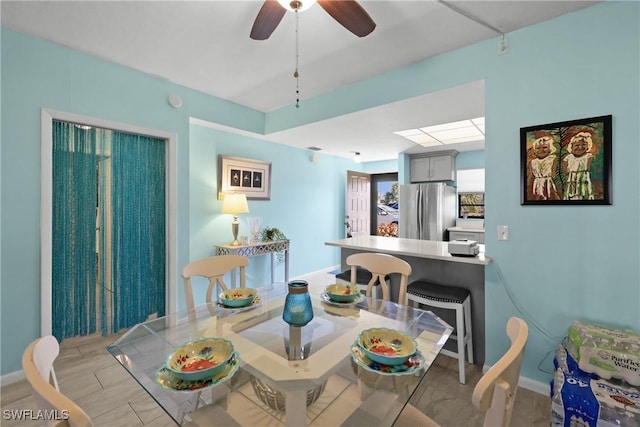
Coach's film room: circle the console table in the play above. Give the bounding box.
[215,239,290,286]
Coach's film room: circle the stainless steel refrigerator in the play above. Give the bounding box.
[399,183,456,241]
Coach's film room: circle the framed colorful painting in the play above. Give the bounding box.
[520,115,612,205]
[219,155,271,200]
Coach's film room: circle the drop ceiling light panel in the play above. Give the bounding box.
[426,126,483,140]
[396,117,485,147]
[410,135,442,146]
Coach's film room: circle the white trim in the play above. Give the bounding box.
[482,364,550,396]
[292,265,341,280]
[0,370,25,387]
[190,117,268,140]
[40,109,178,337]
[517,375,552,396]
[40,112,54,336]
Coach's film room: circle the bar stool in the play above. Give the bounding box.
[405,280,473,384]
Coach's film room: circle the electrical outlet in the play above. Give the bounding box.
[497,36,509,55]
[497,225,509,241]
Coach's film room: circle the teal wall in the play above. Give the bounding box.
[2,2,638,388]
[456,150,484,170]
[482,2,639,383]
[187,124,355,307]
[0,28,356,375]
[2,29,186,376]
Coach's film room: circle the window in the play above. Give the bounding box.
[456,168,484,219]
[459,193,485,219]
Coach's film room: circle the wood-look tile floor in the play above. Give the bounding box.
[1,269,551,426]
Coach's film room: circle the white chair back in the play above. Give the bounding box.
[396,317,529,427]
[181,255,250,311]
[472,316,529,427]
[345,252,412,301]
[22,335,93,427]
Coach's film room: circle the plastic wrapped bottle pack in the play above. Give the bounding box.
[550,366,639,427]
[551,332,639,427]
[566,321,640,386]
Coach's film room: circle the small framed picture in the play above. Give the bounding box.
[520,115,612,205]
[219,155,271,200]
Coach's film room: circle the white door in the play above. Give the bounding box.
[346,171,370,237]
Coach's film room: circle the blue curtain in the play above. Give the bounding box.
[52,121,166,340]
[52,122,98,339]
[108,130,166,333]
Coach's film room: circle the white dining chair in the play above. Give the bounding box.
[181,254,250,311]
[335,265,388,300]
[22,335,93,427]
[180,254,251,420]
[396,317,529,427]
[341,252,412,302]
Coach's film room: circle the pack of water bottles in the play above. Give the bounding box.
[550,321,640,427]
[566,320,640,386]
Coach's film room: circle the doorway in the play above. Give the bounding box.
[346,171,370,237]
[40,109,179,338]
[51,120,167,340]
[371,173,399,237]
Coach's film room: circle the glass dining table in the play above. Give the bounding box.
[107,282,453,426]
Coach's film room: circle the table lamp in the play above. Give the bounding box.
[221,193,249,246]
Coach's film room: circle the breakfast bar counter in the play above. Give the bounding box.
[325,235,491,364]
[325,235,491,265]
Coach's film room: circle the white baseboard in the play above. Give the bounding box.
[292,265,341,279]
[518,375,551,396]
[1,370,25,386]
[482,364,550,396]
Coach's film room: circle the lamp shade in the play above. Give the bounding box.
[221,193,249,215]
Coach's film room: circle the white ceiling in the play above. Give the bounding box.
[1,0,599,162]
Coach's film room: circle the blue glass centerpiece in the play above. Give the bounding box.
[282,280,313,327]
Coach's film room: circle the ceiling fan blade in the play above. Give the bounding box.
[250,0,287,40]
[318,0,376,37]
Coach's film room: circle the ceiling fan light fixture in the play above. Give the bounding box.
[277,0,316,12]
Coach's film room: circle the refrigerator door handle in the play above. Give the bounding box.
[416,187,422,238]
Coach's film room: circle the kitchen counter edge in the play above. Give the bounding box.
[325,236,492,265]
[447,226,485,233]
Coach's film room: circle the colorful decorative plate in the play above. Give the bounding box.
[155,352,240,392]
[357,327,417,366]
[325,284,361,303]
[218,288,257,307]
[351,343,425,376]
[216,295,262,310]
[166,337,234,381]
[320,291,365,306]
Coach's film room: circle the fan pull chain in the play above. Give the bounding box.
[294,9,300,108]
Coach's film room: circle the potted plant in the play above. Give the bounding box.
[260,227,287,261]
[260,226,287,242]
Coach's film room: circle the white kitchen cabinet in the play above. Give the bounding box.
[410,151,457,182]
[449,230,485,244]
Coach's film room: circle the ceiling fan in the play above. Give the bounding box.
[250,0,376,40]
